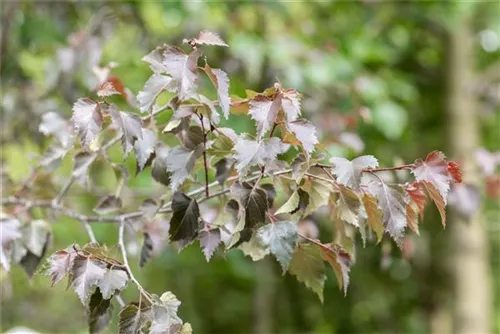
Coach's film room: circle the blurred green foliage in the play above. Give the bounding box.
[1,1,499,333]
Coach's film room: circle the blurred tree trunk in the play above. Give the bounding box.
[445,12,492,334]
[253,258,276,334]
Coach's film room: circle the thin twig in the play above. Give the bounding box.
[198,189,230,204]
[2,169,294,224]
[118,220,153,304]
[304,172,337,186]
[312,162,414,173]
[297,232,335,253]
[13,167,40,197]
[83,223,97,243]
[363,164,414,173]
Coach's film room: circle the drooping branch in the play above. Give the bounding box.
[1,157,417,226]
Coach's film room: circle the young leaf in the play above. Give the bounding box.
[249,95,281,139]
[261,183,277,208]
[319,244,352,296]
[335,185,361,227]
[404,182,426,219]
[199,228,221,262]
[97,81,120,98]
[421,181,446,227]
[137,74,174,113]
[230,182,268,229]
[275,189,300,215]
[288,243,326,302]
[192,94,221,124]
[93,195,122,215]
[177,125,203,150]
[238,233,270,261]
[40,144,68,170]
[118,303,152,334]
[300,168,334,216]
[149,292,184,334]
[21,219,51,257]
[330,155,378,190]
[43,246,78,286]
[186,30,229,47]
[361,194,384,243]
[71,98,103,149]
[256,221,298,273]
[169,191,200,242]
[234,137,288,175]
[212,69,231,119]
[204,66,231,119]
[72,151,96,179]
[151,144,171,187]
[39,111,73,147]
[207,128,236,158]
[179,323,193,334]
[447,161,463,183]
[166,145,204,190]
[139,232,153,268]
[275,188,309,215]
[411,151,452,204]
[162,47,202,100]
[142,44,170,74]
[280,87,302,122]
[88,289,113,334]
[134,128,156,172]
[0,217,22,272]
[109,106,143,158]
[97,267,129,300]
[140,199,160,218]
[286,120,319,154]
[214,158,230,186]
[372,182,408,247]
[69,255,107,305]
[20,238,49,279]
[406,203,420,236]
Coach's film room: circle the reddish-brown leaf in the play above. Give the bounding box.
[411,151,452,204]
[447,161,463,183]
[421,181,446,228]
[404,182,426,219]
[406,203,419,236]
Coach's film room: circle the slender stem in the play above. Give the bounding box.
[363,164,414,173]
[199,114,210,197]
[297,232,337,253]
[304,172,337,186]
[83,223,97,243]
[144,99,250,121]
[198,189,230,204]
[101,135,122,151]
[54,176,75,204]
[118,220,153,304]
[115,295,126,308]
[13,167,40,197]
